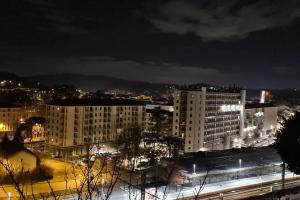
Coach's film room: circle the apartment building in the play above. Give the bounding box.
[172,87,246,153]
[0,104,27,138]
[45,99,145,158]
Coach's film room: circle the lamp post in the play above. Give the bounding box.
[101,178,105,197]
[239,159,242,179]
[193,164,196,186]
[219,192,224,200]
[259,176,263,190]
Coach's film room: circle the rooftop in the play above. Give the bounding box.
[245,103,276,109]
[166,147,281,174]
[48,98,145,106]
[179,84,243,93]
[0,102,21,108]
[146,109,173,116]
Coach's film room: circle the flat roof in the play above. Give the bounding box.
[167,147,281,174]
[146,109,173,115]
[48,98,145,106]
[0,103,21,108]
[245,103,276,109]
[179,85,243,93]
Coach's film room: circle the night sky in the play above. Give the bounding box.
[1,0,300,88]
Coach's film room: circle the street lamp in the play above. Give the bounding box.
[259,176,263,190]
[238,159,242,179]
[193,163,196,186]
[219,193,224,200]
[193,163,196,175]
[101,178,105,197]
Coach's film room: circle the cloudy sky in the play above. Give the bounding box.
[1,0,300,88]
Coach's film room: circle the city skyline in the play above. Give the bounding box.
[1,1,300,199]
[0,0,300,88]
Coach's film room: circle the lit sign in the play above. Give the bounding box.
[254,112,263,117]
[244,126,257,132]
[220,105,243,112]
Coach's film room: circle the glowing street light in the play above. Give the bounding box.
[259,176,263,190]
[193,163,196,175]
[192,163,196,186]
[101,178,105,198]
[0,123,5,130]
[219,193,224,200]
[239,159,242,179]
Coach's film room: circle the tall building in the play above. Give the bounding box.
[0,104,27,138]
[45,99,145,158]
[172,87,246,153]
[260,90,272,104]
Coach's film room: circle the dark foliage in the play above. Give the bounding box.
[0,134,24,157]
[274,112,300,174]
[0,165,53,184]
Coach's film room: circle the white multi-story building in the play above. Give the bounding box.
[172,87,246,153]
[45,99,145,158]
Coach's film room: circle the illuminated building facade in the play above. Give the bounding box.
[45,99,145,158]
[31,123,45,142]
[0,105,26,138]
[172,87,246,152]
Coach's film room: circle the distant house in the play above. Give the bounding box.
[0,136,39,171]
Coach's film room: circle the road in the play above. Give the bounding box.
[166,172,299,200]
[1,157,299,200]
[0,158,119,200]
[105,173,299,200]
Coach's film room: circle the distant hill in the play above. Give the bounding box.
[0,72,37,88]
[27,74,174,92]
[0,72,174,93]
[3,72,296,102]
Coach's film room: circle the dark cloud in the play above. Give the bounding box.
[0,52,224,85]
[149,0,300,41]
[0,0,299,89]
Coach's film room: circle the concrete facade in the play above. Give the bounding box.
[45,99,145,158]
[0,106,24,138]
[172,87,246,153]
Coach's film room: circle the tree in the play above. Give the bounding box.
[274,112,300,174]
[274,112,300,188]
[163,136,183,158]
